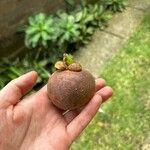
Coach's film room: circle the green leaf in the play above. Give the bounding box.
[41,31,50,40]
[84,14,94,23]
[86,27,94,35]
[38,60,49,66]
[29,17,36,26]
[26,26,38,35]
[99,5,104,14]
[68,15,75,23]
[7,72,18,80]
[75,12,83,22]
[32,33,41,43]
[45,16,53,25]
[9,66,22,76]
[36,13,46,22]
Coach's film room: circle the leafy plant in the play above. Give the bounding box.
[57,13,80,48]
[99,10,113,29]
[75,4,106,44]
[25,13,56,49]
[75,7,94,44]
[88,4,105,28]
[0,58,50,90]
[80,0,87,7]
[100,0,126,12]
[0,0,127,90]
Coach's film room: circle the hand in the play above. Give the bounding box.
[0,71,112,150]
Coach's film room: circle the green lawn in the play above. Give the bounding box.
[71,11,150,150]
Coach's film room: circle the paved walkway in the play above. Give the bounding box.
[74,0,150,77]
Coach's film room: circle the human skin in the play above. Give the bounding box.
[0,71,112,150]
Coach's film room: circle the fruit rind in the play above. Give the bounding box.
[47,69,95,110]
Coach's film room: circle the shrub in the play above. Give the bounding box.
[100,0,126,12]
[25,13,56,49]
[57,13,80,48]
[0,0,126,90]
[0,58,50,90]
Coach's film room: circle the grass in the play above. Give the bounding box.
[71,10,150,150]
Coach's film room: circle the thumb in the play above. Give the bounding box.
[0,71,38,108]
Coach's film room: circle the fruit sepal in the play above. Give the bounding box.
[54,53,82,72]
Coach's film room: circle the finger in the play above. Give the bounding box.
[95,78,106,91]
[96,86,113,102]
[63,109,80,123]
[38,84,47,93]
[0,71,38,108]
[67,94,102,140]
[39,78,106,95]
[36,78,106,110]
[64,86,112,124]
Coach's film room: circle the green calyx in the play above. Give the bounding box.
[63,53,74,65]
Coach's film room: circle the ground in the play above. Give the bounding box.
[71,10,150,150]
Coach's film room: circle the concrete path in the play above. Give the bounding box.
[74,0,150,77]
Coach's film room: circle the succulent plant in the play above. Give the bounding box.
[57,13,80,46]
[25,13,56,49]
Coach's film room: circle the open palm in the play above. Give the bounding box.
[0,71,112,150]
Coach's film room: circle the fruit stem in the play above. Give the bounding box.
[63,53,74,65]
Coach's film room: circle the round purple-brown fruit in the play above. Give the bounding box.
[47,69,95,110]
